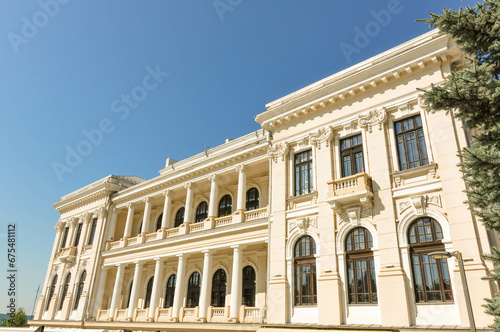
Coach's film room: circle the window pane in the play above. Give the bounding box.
[343,156,352,177]
[355,152,364,173]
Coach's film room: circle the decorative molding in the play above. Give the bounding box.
[410,195,426,215]
[268,142,289,163]
[358,107,387,133]
[399,200,412,213]
[288,217,317,235]
[427,194,441,207]
[339,207,372,225]
[346,207,361,225]
[208,174,218,183]
[163,189,172,197]
[418,94,429,111]
[309,127,332,150]
[329,202,343,214]
[398,194,441,215]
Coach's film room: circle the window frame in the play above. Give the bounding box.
[293,235,317,306]
[73,223,83,247]
[163,274,176,308]
[293,149,314,196]
[210,269,227,307]
[242,265,256,307]
[186,272,201,308]
[345,227,378,305]
[87,218,97,245]
[218,195,232,217]
[144,277,154,308]
[60,227,69,250]
[195,201,208,223]
[174,207,185,228]
[245,188,260,211]
[340,134,365,177]
[73,271,86,310]
[408,217,453,303]
[59,274,71,310]
[156,213,163,232]
[394,114,429,171]
[46,275,58,311]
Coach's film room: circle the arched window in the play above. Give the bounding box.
[242,266,256,307]
[156,213,163,231]
[246,188,259,211]
[294,236,317,305]
[195,202,208,223]
[46,275,58,310]
[59,273,71,310]
[144,277,154,308]
[174,207,185,228]
[211,269,227,307]
[186,272,201,308]
[345,227,377,304]
[73,271,86,310]
[218,195,232,217]
[163,274,176,308]
[408,217,453,302]
[126,281,133,308]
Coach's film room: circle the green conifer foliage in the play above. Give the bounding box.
[422,1,500,329]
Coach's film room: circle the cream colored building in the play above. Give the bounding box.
[31,30,498,332]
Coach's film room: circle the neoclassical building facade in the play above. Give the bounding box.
[31,30,498,332]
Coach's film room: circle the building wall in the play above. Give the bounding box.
[32,30,496,331]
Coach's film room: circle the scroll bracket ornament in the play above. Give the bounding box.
[309,127,332,150]
[268,142,289,163]
[358,107,387,133]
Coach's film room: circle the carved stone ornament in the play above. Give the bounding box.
[418,94,429,110]
[288,217,317,235]
[410,195,426,216]
[358,108,387,133]
[208,174,218,183]
[346,207,361,225]
[427,194,441,207]
[268,142,289,163]
[309,127,332,150]
[399,200,412,213]
[329,202,343,214]
[235,164,247,173]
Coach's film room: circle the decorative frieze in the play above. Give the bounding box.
[398,194,442,215]
[288,217,317,235]
[358,107,387,133]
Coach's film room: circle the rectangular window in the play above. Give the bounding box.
[87,219,97,245]
[340,134,364,177]
[60,227,69,250]
[395,115,429,170]
[73,223,82,247]
[294,149,313,196]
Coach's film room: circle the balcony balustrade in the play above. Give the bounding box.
[156,307,171,322]
[114,309,128,321]
[95,309,108,321]
[240,306,262,323]
[326,172,373,210]
[133,308,148,322]
[59,246,77,263]
[104,206,268,251]
[180,307,198,322]
[207,306,229,323]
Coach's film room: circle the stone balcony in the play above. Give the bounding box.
[58,246,77,263]
[325,172,373,211]
[105,206,268,251]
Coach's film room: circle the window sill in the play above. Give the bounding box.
[347,303,378,306]
[288,191,317,203]
[415,301,455,305]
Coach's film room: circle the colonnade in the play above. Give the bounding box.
[100,245,249,322]
[111,166,248,240]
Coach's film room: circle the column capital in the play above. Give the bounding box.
[153,257,164,262]
[176,253,189,259]
[133,260,144,266]
[235,164,247,173]
[68,217,78,227]
[115,263,126,268]
[80,213,91,224]
[208,174,218,183]
[230,244,242,250]
[54,221,66,231]
[143,196,151,204]
[163,189,172,197]
[126,202,135,209]
[113,206,123,214]
[201,249,213,255]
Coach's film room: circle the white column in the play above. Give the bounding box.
[108,264,125,319]
[183,182,194,224]
[161,190,172,229]
[207,174,219,219]
[92,268,108,317]
[148,258,164,320]
[198,250,212,320]
[107,208,119,241]
[235,164,247,211]
[172,254,187,321]
[53,222,65,256]
[229,245,243,321]
[127,261,144,319]
[123,203,135,238]
[141,197,152,234]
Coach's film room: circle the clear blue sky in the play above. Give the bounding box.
[0,0,477,315]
